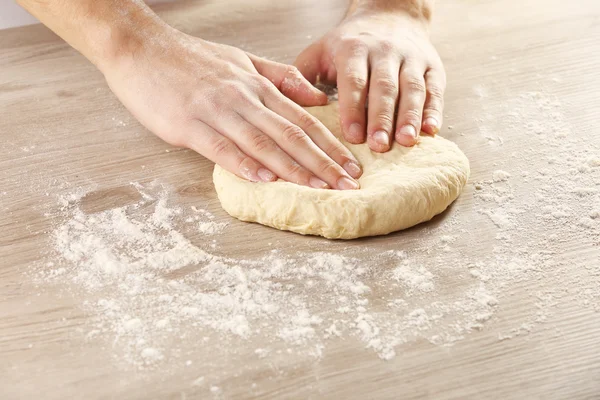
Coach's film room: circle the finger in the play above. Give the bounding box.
[264,92,363,179]
[293,41,324,84]
[421,67,446,135]
[242,98,360,190]
[366,55,401,153]
[323,63,338,85]
[294,42,338,85]
[185,120,277,183]
[248,54,327,107]
[395,63,427,147]
[217,112,330,189]
[335,40,369,144]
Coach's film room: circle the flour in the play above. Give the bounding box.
[38,183,505,368]
[586,156,600,168]
[197,221,227,235]
[469,86,600,318]
[32,84,600,393]
[187,207,228,235]
[392,253,435,294]
[481,209,512,229]
[492,170,511,182]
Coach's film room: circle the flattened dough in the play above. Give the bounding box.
[213,102,470,239]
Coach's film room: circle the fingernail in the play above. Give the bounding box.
[348,123,362,140]
[373,130,389,146]
[337,176,359,190]
[309,176,330,189]
[257,168,276,182]
[240,166,256,181]
[398,124,417,138]
[423,117,439,134]
[343,160,362,178]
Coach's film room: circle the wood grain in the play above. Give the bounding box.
[1,0,600,399]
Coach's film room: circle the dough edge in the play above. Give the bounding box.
[213,152,469,239]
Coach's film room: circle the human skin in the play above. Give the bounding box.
[296,0,443,151]
[16,0,443,188]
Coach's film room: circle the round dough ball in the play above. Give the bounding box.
[213,103,470,239]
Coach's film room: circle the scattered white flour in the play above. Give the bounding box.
[37,182,505,369]
[30,86,600,395]
[392,253,435,294]
[492,170,511,182]
[197,221,227,235]
[470,87,600,317]
[481,209,512,229]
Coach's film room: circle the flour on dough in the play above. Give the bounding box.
[213,102,470,239]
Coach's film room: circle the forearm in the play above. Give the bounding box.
[347,0,434,21]
[15,0,169,73]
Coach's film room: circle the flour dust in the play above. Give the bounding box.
[38,182,500,367]
[33,85,600,390]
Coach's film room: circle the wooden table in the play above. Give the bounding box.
[1,0,599,399]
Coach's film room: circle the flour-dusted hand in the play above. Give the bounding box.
[103,30,362,190]
[295,0,445,152]
[16,0,362,190]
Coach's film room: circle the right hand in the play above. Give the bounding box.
[102,28,362,190]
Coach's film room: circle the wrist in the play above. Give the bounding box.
[92,15,172,75]
[17,0,174,75]
[346,0,433,24]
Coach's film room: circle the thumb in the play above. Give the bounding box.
[248,54,327,107]
[294,42,324,84]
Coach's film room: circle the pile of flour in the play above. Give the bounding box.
[35,85,599,376]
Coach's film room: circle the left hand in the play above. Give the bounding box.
[295,9,445,152]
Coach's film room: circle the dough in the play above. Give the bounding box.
[213,102,470,239]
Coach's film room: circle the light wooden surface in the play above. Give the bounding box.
[1,0,600,399]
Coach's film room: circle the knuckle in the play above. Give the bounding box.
[346,73,368,90]
[222,82,249,102]
[297,112,319,131]
[426,84,445,100]
[424,101,444,116]
[401,109,423,124]
[211,137,234,158]
[200,93,220,112]
[316,158,339,176]
[219,62,237,77]
[324,143,344,158]
[425,96,444,113]
[222,82,242,95]
[342,104,365,117]
[285,161,305,180]
[255,77,274,93]
[373,77,398,95]
[249,131,276,153]
[343,37,368,55]
[375,111,395,127]
[402,74,426,93]
[285,65,301,77]
[378,40,394,53]
[206,103,226,120]
[281,124,308,145]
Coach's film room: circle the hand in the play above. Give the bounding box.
[102,28,362,190]
[295,9,446,152]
